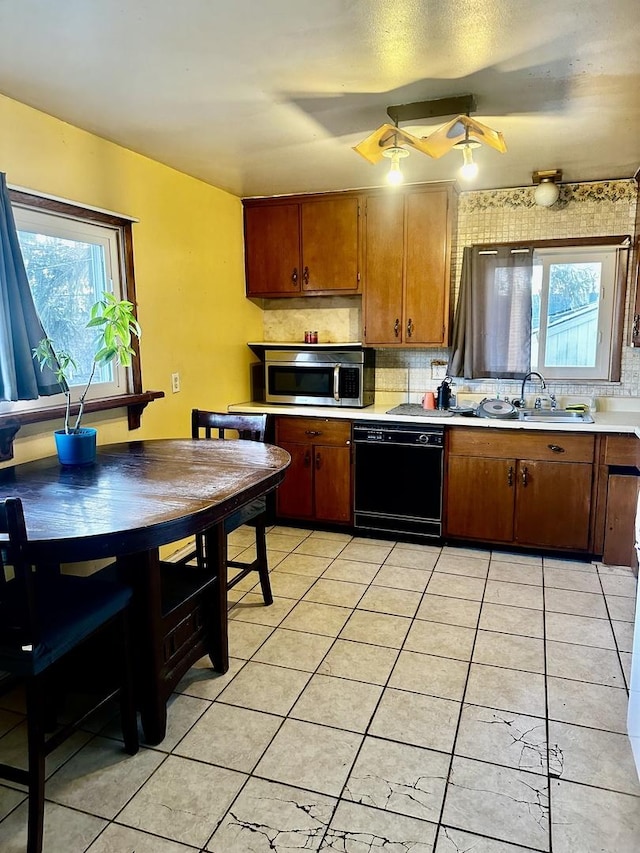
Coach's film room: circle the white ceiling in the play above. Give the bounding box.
[1,0,639,198]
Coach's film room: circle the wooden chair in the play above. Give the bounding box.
[189,410,273,605]
[0,497,139,853]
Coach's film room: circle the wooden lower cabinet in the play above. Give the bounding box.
[603,472,640,567]
[446,455,515,542]
[275,416,352,524]
[515,459,593,551]
[596,434,640,566]
[445,428,595,552]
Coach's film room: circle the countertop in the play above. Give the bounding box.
[228,399,640,436]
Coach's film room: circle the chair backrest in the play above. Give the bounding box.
[191,410,267,442]
[0,497,39,649]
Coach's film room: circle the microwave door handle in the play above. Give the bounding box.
[333,363,341,401]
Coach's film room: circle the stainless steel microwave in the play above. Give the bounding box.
[265,348,375,407]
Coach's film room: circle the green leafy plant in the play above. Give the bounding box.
[33,292,141,434]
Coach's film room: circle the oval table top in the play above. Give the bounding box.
[0,438,291,561]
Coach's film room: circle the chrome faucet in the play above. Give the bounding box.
[518,371,546,408]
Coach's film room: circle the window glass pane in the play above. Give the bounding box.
[544,261,600,368]
[17,230,113,386]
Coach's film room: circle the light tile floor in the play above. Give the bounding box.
[1,526,639,851]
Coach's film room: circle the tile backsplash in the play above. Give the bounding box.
[261,295,362,344]
[260,179,639,402]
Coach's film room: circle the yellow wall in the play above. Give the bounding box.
[0,94,263,464]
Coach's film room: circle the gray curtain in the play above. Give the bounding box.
[0,173,62,400]
[448,245,533,379]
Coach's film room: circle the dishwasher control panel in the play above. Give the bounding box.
[353,422,444,447]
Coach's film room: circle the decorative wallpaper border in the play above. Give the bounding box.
[459,179,637,212]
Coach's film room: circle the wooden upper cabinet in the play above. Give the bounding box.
[301,196,360,293]
[244,202,301,296]
[361,193,405,345]
[243,193,361,297]
[405,189,451,345]
[363,183,456,347]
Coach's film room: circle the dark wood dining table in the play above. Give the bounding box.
[0,438,290,743]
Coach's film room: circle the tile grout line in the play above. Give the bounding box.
[542,555,556,853]
[293,536,420,849]
[596,563,634,697]
[430,547,490,852]
[198,524,327,850]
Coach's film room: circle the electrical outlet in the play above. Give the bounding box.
[431,361,447,380]
[171,372,180,393]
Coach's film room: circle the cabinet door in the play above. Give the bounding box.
[446,455,515,542]
[363,193,405,344]
[515,460,592,551]
[244,203,301,296]
[404,188,451,346]
[301,196,360,293]
[603,473,640,567]
[275,441,314,519]
[314,444,352,523]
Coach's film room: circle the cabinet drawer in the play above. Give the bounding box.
[448,427,595,463]
[276,416,351,445]
[603,435,640,468]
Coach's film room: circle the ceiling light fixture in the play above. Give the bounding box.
[352,95,507,184]
[382,145,409,185]
[456,127,481,181]
[532,169,562,207]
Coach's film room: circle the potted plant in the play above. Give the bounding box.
[33,292,141,465]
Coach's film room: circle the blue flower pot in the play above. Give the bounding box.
[54,428,97,466]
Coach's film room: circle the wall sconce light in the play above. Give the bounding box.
[532,169,562,207]
[382,145,410,185]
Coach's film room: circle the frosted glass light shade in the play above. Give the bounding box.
[534,179,560,207]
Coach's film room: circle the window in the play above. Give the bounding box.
[1,191,141,415]
[531,246,620,380]
[451,238,629,381]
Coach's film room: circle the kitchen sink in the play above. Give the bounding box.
[518,409,594,424]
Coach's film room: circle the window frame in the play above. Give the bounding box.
[10,204,128,408]
[472,235,630,383]
[0,189,162,460]
[8,187,143,402]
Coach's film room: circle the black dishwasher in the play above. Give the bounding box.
[353,421,444,538]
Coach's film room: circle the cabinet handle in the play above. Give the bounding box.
[407,318,414,338]
[315,451,321,470]
[305,429,322,436]
[394,318,400,338]
[547,444,565,454]
[302,266,310,286]
[521,466,529,487]
[304,449,311,467]
[291,267,298,286]
[507,465,514,487]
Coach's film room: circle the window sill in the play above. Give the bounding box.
[0,390,165,461]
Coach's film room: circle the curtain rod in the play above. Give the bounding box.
[7,182,139,223]
[473,235,630,251]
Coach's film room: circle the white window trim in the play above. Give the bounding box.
[532,245,619,382]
